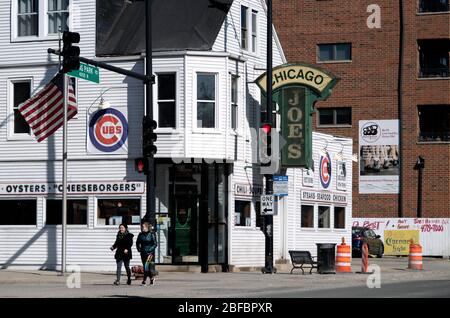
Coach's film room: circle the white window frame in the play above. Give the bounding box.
[94,196,143,228]
[46,0,70,36]
[11,0,72,42]
[240,4,258,55]
[333,205,347,230]
[251,9,258,54]
[7,77,34,141]
[234,199,252,227]
[154,71,179,133]
[193,72,219,132]
[44,196,89,228]
[0,198,38,228]
[230,74,239,131]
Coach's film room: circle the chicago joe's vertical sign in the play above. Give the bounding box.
[256,63,338,168]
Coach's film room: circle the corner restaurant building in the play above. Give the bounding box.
[0,0,352,271]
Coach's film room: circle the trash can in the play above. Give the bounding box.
[316,243,336,274]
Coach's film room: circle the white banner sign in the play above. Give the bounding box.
[336,161,347,191]
[359,120,399,194]
[0,181,145,195]
[302,169,314,187]
[301,190,347,205]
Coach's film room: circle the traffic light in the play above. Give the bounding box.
[260,123,272,166]
[135,157,150,175]
[143,116,157,157]
[62,31,80,73]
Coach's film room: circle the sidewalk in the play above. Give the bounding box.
[0,257,448,298]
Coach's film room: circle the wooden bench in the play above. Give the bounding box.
[288,250,318,275]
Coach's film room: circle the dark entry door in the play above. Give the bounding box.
[171,194,199,263]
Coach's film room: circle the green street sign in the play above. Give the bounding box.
[68,62,99,84]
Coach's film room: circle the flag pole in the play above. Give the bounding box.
[60,27,68,275]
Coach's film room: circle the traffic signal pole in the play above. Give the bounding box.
[262,0,275,274]
[144,0,156,227]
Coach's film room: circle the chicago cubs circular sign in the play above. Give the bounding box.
[319,153,332,189]
[88,108,128,153]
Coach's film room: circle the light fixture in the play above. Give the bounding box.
[98,95,111,109]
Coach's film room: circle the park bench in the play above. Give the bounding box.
[288,250,318,275]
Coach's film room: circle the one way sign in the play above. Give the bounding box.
[260,195,274,215]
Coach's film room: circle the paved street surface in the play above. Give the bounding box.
[0,257,449,298]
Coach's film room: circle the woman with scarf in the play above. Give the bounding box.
[136,222,158,286]
[110,223,134,285]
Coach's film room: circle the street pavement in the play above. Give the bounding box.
[0,257,449,298]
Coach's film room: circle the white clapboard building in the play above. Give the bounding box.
[0,0,352,271]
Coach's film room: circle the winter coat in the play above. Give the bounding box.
[112,231,134,261]
[136,231,157,255]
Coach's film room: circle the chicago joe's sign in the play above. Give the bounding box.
[256,63,338,168]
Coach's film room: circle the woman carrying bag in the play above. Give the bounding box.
[136,222,158,286]
[110,223,134,285]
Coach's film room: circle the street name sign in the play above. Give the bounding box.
[69,62,100,84]
[260,195,274,215]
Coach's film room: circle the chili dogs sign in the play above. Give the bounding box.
[88,108,128,154]
[256,63,338,168]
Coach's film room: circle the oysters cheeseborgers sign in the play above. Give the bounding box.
[256,63,338,168]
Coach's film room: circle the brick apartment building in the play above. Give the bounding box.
[273,0,450,217]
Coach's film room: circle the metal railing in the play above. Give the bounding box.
[419,67,450,78]
[419,0,449,13]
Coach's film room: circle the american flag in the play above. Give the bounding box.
[18,73,77,142]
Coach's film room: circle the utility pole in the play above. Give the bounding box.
[144,0,156,227]
[262,0,275,274]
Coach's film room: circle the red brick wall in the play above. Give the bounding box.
[273,0,450,217]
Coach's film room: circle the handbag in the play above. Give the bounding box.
[144,254,157,275]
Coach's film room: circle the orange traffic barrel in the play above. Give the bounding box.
[336,237,352,273]
[408,243,423,270]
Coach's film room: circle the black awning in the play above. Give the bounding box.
[96,0,234,56]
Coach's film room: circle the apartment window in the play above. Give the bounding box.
[419,0,449,13]
[318,108,351,126]
[301,205,314,228]
[318,206,330,228]
[0,200,36,225]
[17,0,39,37]
[47,0,70,34]
[418,105,450,142]
[97,199,141,226]
[157,73,176,128]
[46,199,87,225]
[419,40,450,78]
[231,75,238,130]
[318,43,352,62]
[235,200,251,226]
[12,80,31,135]
[197,73,216,128]
[251,10,258,53]
[241,6,248,50]
[334,207,346,229]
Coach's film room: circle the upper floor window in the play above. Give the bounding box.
[241,6,258,53]
[11,80,31,135]
[318,43,352,62]
[418,105,450,142]
[13,0,70,40]
[419,39,450,78]
[18,0,39,37]
[318,107,352,126]
[241,6,248,50]
[48,0,70,34]
[196,73,216,129]
[419,0,449,13]
[231,75,238,130]
[251,10,258,53]
[157,73,176,128]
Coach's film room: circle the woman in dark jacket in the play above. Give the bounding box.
[136,222,157,286]
[110,223,134,285]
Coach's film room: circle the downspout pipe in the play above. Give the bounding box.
[398,0,404,217]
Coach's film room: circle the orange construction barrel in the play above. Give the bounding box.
[408,243,423,270]
[336,237,352,273]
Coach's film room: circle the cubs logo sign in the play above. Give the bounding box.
[88,108,128,154]
[319,153,332,189]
